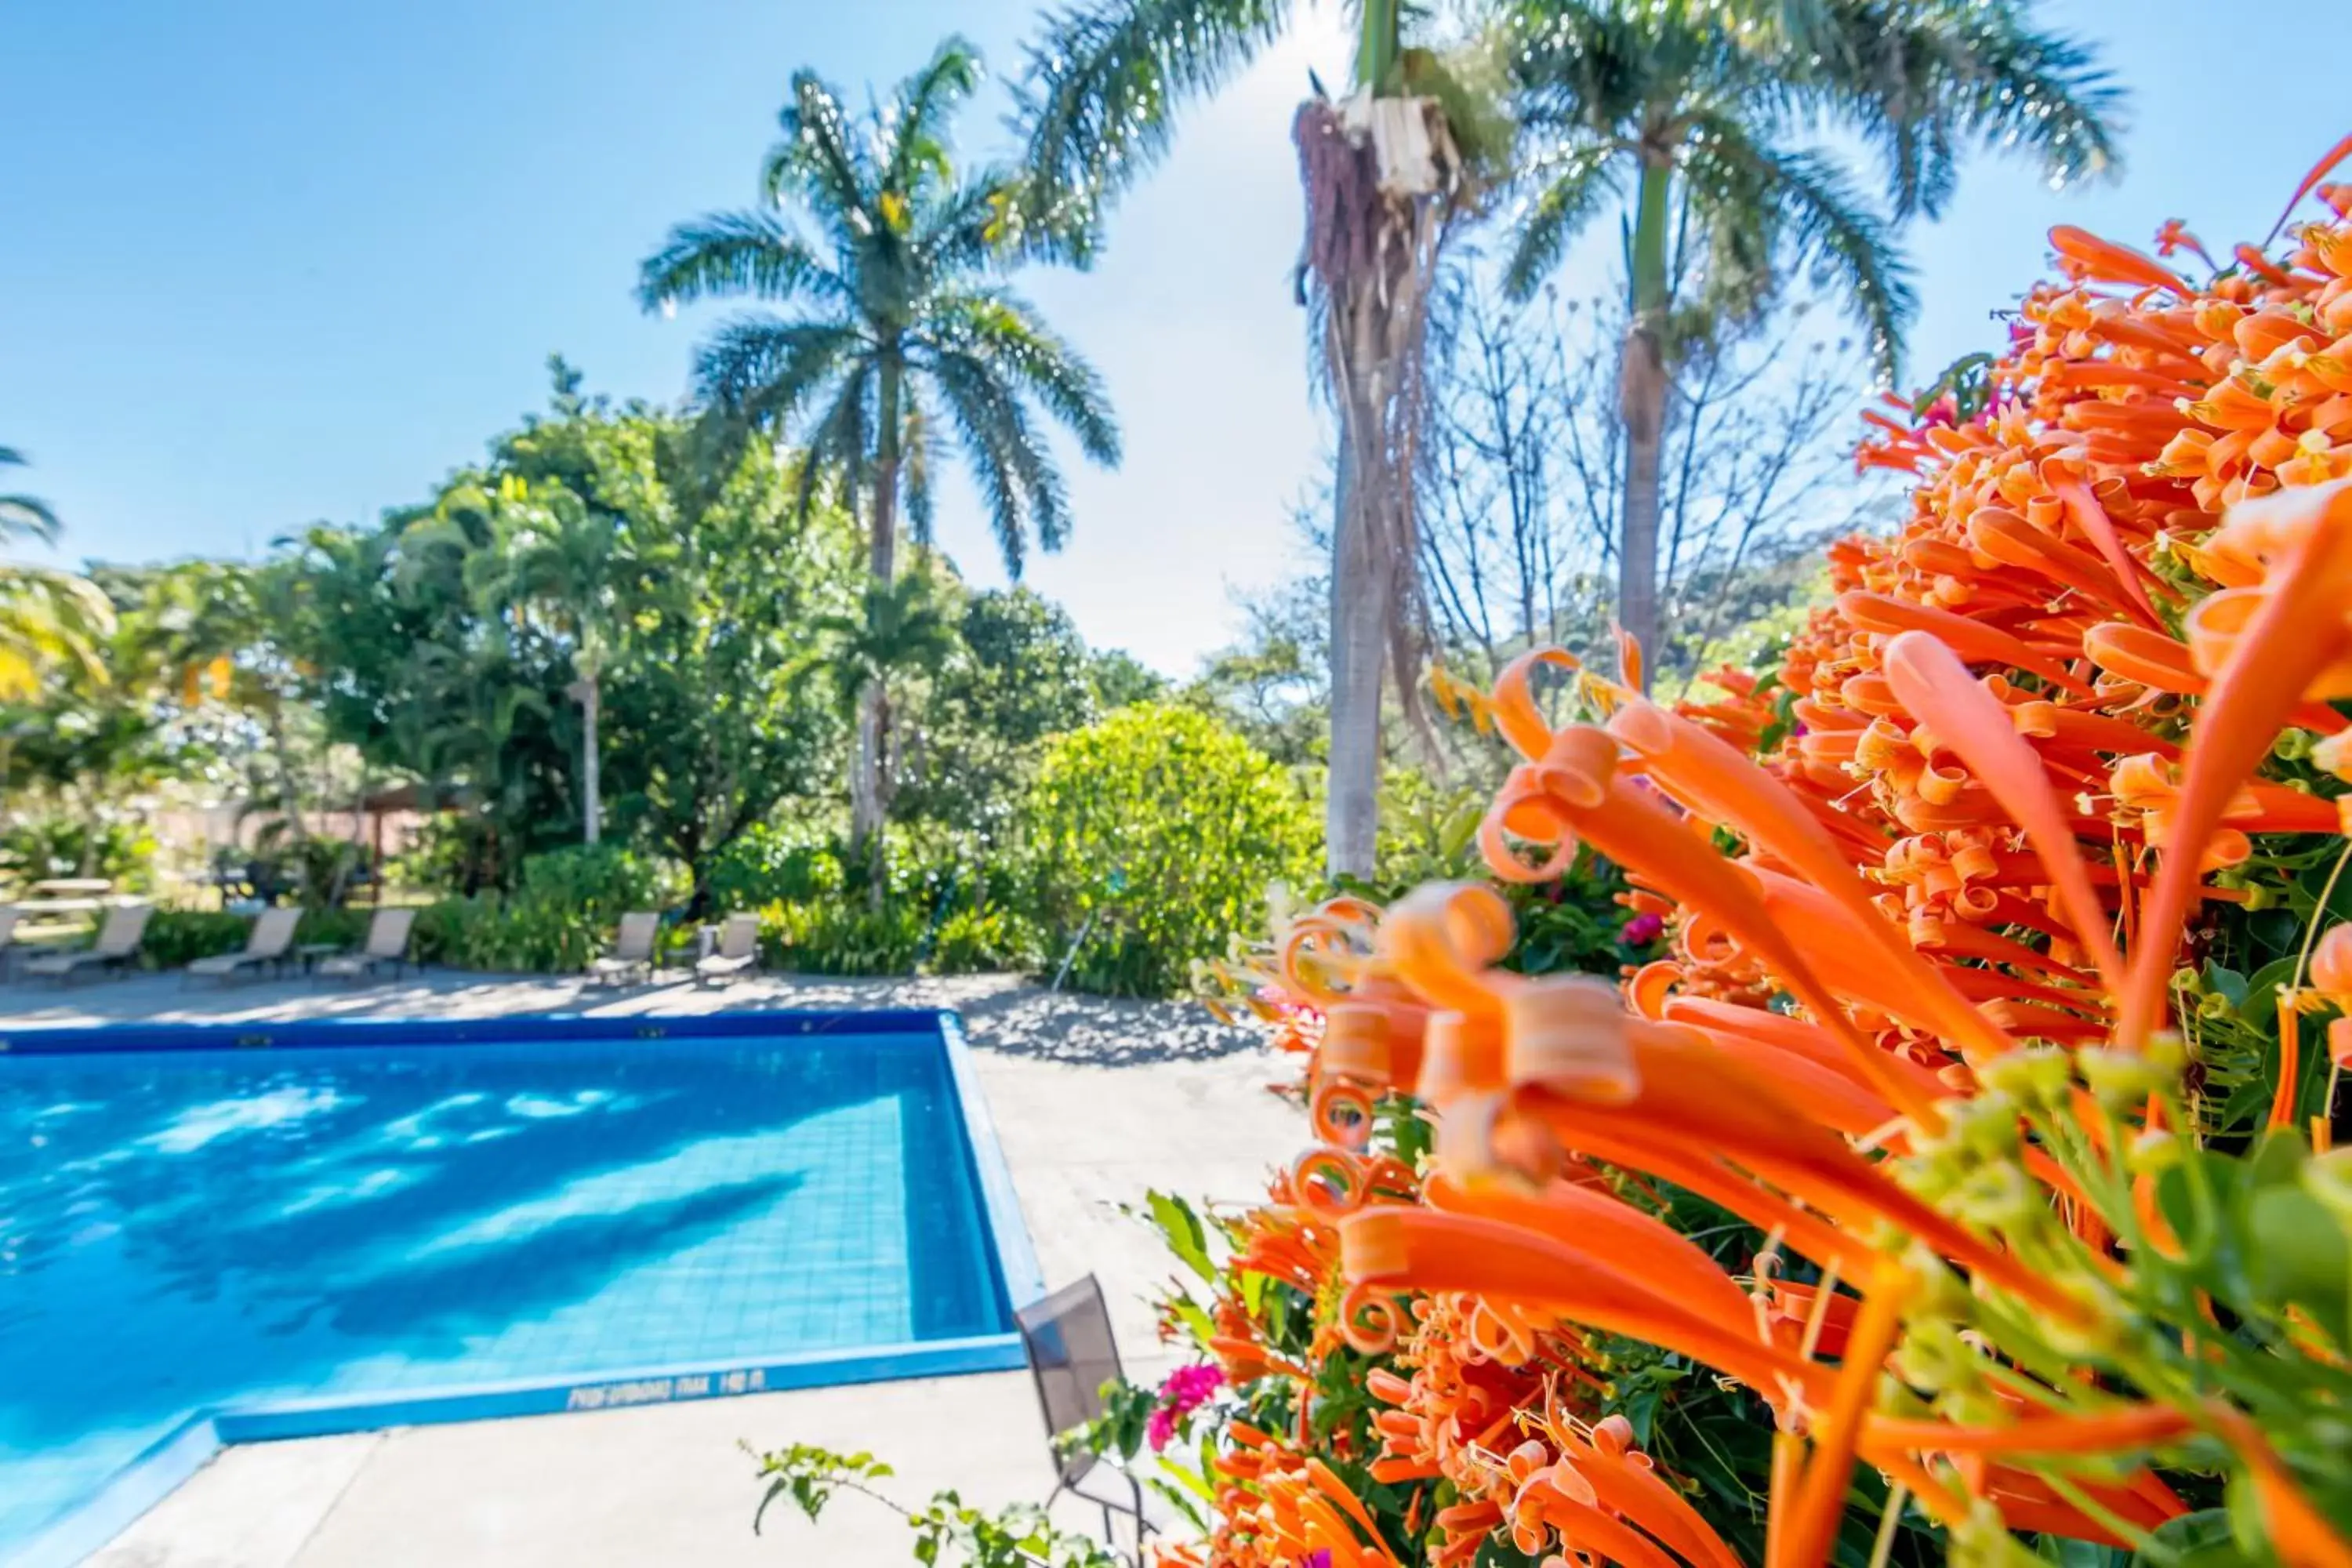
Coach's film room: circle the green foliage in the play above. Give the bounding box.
[515,844,683,920]
[639,39,1120,580]
[892,587,1109,836]
[0,815,155,892]
[1024,704,1317,997]
[281,377,855,893]
[750,1443,1119,1568]
[701,821,846,909]
[140,908,372,970]
[739,825,1043,977]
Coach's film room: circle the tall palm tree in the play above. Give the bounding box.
[638,37,1120,861]
[1015,1,1512,880]
[1501,0,2122,677]
[468,484,622,845]
[0,446,112,702]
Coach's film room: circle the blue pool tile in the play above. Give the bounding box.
[0,1028,1010,1559]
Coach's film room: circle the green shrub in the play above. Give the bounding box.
[137,907,373,970]
[754,898,924,977]
[927,903,1042,973]
[701,822,844,908]
[408,891,684,974]
[0,816,156,894]
[515,844,682,919]
[1022,703,1317,997]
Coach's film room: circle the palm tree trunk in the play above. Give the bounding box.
[851,347,904,898]
[1617,157,1675,691]
[1326,409,1389,882]
[578,674,602,846]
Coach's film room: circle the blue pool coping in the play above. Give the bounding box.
[0,1007,1047,1568]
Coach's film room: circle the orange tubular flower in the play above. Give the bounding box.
[1185,150,2352,1568]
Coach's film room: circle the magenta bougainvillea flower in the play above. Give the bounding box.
[1146,1363,1224,1451]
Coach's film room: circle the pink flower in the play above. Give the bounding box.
[1147,1363,1223,1451]
[1301,1552,1333,1568]
[1622,912,1665,945]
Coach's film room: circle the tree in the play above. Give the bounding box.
[892,584,1108,836]
[638,37,1120,866]
[1014,2,1517,880]
[285,387,855,895]
[465,481,622,844]
[0,446,113,702]
[1420,282,1882,692]
[1501,0,2122,679]
[798,570,962,871]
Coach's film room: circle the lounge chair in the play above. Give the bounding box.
[23,902,154,984]
[588,911,661,986]
[314,906,418,981]
[694,913,761,987]
[186,906,303,984]
[1018,1275,1154,1561]
[0,906,20,978]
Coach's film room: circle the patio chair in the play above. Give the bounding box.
[23,902,154,985]
[314,906,418,981]
[186,906,303,984]
[1018,1275,1152,1563]
[694,913,761,987]
[588,911,661,986]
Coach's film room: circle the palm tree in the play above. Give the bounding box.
[1501,0,2122,677]
[0,446,112,702]
[638,37,1120,862]
[469,484,621,845]
[801,572,962,862]
[0,448,60,546]
[1014,1,1512,880]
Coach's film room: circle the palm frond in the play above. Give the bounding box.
[0,495,60,546]
[1811,0,2123,219]
[882,34,985,198]
[931,353,1065,578]
[1012,0,1291,259]
[635,211,839,312]
[795,361,876,524]
[1501,141,1623,298]
[902,390,939,549]
[691,318,867,434]
[923,289,1122,464]
[1683,118,1915,379]
[765,68,876,240]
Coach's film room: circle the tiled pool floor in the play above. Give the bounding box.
[0,1028,1007,1559]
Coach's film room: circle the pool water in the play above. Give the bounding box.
[0,1023,1014,1559]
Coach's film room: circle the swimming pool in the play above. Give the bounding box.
[0,1011,1040,1567]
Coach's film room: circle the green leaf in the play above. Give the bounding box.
[1148,1190,1218,1283]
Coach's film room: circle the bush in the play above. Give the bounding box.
[137,907,372,970]
[701,821,845,909]
[0,816,155,894]
[709,820,1041,978]
[515,843,683,919]
[1022,703,1316,996]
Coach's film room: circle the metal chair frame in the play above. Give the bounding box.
[1016,1275,1154,1566]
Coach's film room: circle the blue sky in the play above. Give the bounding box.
[5,2,2350,673]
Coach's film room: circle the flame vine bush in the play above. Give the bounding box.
[1123,138,2352,1568]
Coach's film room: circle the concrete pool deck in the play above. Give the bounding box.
[0,971,1296,1567]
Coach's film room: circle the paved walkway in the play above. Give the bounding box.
[1,971,1294,1566]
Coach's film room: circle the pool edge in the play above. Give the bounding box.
[1,1007,1044,1568]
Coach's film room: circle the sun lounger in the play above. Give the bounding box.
[314,907,418,981]
[23,902,154,984]
[694,913,761,987]
[589,911,661,986]
[186,906,303,983]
